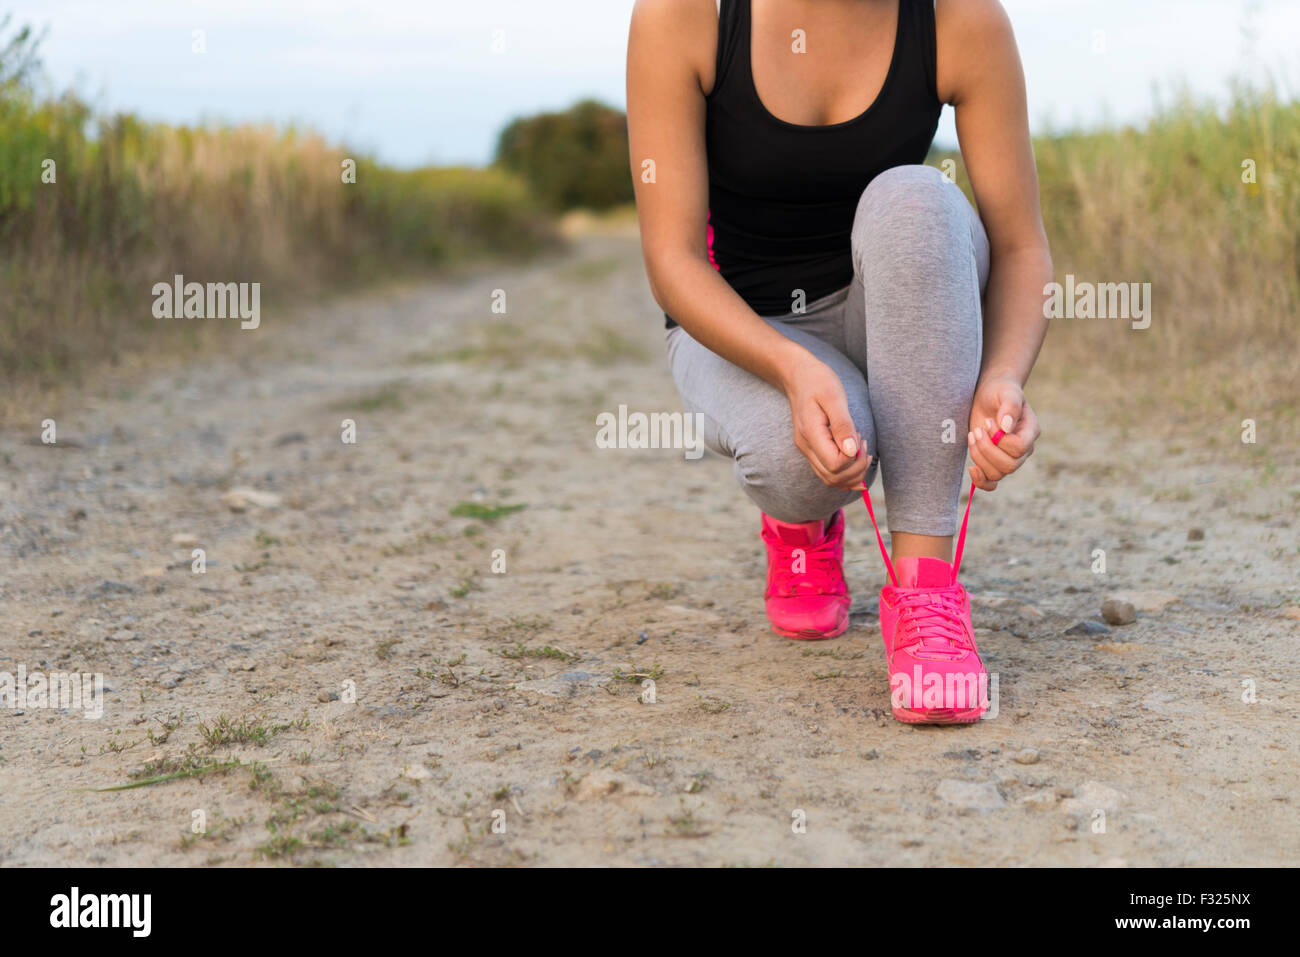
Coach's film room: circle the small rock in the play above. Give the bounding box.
[273,431,307,447]
[171,533,199,547]
[158,673,183,689]
[1101,598,1137,626]
[1187,528,1205,541]
[1109,590,1179,614]
[1014,748,1040,765]
[401,764,432,780]
[573,769,655,801]
[222,487,282,512]
[513,671,610,698]
[94,580,138,596]
[1060,780,1122,817]
[936,779,1005,812]
[1064,619,1111,637]
[316,690,339,703]
[1020,790,1058,809]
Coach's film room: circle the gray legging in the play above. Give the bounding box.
[667,164,991,535]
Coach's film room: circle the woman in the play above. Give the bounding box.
[627,0,1051,723]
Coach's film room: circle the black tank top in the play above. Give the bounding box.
[665,0,942,327]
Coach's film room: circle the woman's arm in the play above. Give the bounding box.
[937,0,1053,491]
[627,0,868,491]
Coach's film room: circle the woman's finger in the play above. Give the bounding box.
[969,465,998,492]
[968,430,1011,482]
[825,453,871,490]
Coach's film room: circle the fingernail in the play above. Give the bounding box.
[842,437,857,457]
[975,428,985,441]
[967,432,974,445]
[1001,415,1014,432]
[985,418,995,431]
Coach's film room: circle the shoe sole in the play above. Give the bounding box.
[772,618,850,641]
[891,705,985,724]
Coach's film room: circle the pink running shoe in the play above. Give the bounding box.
[761,510,850,640]
[858,432,1003,724]
[879,556,986,723]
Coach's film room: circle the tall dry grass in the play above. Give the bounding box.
[937,81,1299,442]
[0,87,556,388]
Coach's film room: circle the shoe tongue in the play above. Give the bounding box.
[896,556,954,588]
[770,518,825,546]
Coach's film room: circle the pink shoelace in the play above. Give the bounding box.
[893,589,971,658]
[763,528,844,598]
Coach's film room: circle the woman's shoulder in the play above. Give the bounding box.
[935,0,1019,104]
[630,0,719,36]
[936,0,1016,50]
[629,0,720,93]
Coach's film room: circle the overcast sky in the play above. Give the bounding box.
[9,0,1296,167]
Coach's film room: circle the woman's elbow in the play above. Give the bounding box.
[642,246,694,313]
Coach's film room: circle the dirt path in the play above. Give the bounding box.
[1,231,1297,866]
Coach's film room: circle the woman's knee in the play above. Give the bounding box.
[851,164,986,279]
[730,401,876,523]
[736,438,862,522]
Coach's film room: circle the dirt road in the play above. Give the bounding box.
[2,229,1297,866]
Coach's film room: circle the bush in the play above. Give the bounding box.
[494,99,634,211]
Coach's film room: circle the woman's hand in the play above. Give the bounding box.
[967,375,1039,491]
[784,351,869,491]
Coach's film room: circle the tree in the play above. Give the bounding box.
[494,99,634,211]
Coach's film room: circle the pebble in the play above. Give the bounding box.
[1101,598,1137,626]
[1187,528,1205,541]
[936,779,1005,812]
[1014,748,1040,765]
[222,487,281,512]
[1060,780,1122,817]
[1020,790,1058,809]
[573,769,655,801]
[1064,620,1111,637]
[1110,590,1179,614]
